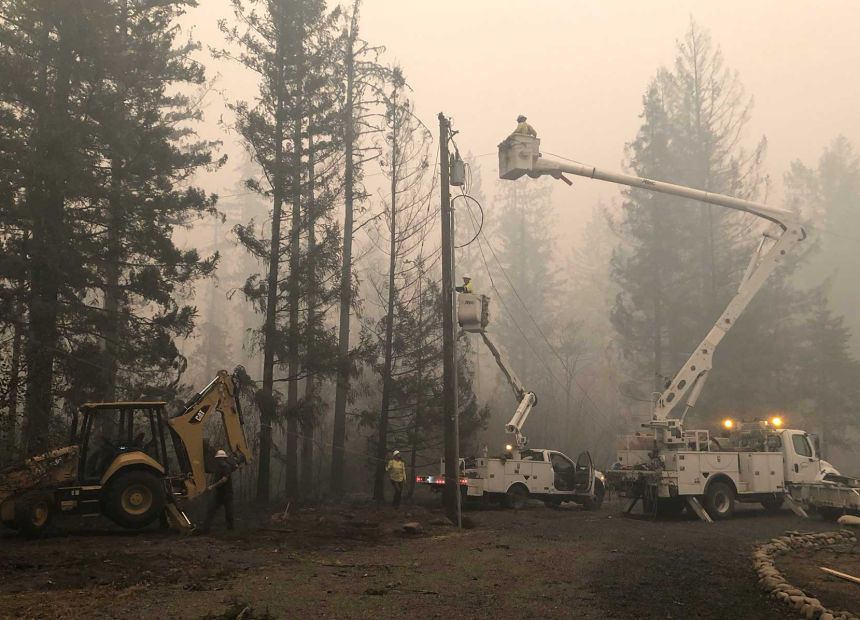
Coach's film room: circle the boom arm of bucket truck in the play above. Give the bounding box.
[498,131,806,443]
[481,331,538,449]
[458,293,537,449]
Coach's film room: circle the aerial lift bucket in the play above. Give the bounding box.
[457,293,489,333]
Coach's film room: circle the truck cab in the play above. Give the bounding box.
[779,429,837,484]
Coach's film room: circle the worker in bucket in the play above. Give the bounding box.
[385,450,406,509]
[200,449,236,533]
[455,274,473,294]
[513,114,537,137]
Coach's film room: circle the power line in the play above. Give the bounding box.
[461,200,613,432]
[473,213,572,376]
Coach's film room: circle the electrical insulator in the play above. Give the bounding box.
[450,157,466,186]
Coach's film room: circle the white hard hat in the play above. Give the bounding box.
[393,450,401,456]
[215,450,228,458]
[463,274,471,280]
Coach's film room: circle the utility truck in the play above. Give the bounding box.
[0,369,251,536]
[417,292,606,510]
[497,125,860,522]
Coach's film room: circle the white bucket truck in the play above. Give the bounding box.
[497,126,860,521]
[417,293,605,510]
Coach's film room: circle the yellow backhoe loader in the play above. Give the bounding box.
[0,369,251,536]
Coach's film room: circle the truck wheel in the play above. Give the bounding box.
[104,470,165,529]
[817,507,843,522]
[760,496,784,513]
[14,492,54,537]
[505,484,529,510]
[704,481,735,520]
[583,481,605,511]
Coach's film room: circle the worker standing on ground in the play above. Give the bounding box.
[200,450,236,533]
[386,450,406,509]
[513,114,537,137]
[455,274,473,294]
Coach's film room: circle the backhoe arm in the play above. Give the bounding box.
[168,369,252,498]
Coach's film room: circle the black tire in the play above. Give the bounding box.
[505,484,529,510]
[760,495,784,513]
[103,469,165,529]
[817,506,843,522]
[703,481,735,520]
[583,481,606,511]
[14,492,54,537]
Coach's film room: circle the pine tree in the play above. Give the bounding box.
[0,1,99,454]
[220,0,343,499]
[0,1,219,454]
[794,291,860,451]
[608,20,805,428]
[610,75,700,395]
[298,13,345,497]
[82,0,222,403]
[786,136,860,355]
[331,0,386,499]
[368,67,435,501]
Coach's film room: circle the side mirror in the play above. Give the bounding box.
[810,434,821,458]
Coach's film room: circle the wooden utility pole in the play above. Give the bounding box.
[438,113,460,527]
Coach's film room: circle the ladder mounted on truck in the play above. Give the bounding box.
[458,293,537,450]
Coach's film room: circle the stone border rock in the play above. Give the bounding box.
[753,529,858,620]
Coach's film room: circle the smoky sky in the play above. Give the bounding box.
[183,0,860,238]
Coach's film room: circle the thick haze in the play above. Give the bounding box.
[171,0,860,468]
[186,0,860,235]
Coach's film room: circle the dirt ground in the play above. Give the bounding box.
[780,538,860,616]
[1,494,858,619]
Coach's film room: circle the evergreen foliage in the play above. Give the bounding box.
[0,0,220,457]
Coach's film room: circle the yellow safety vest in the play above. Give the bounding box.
[514,121,537,137]
[386,459,406,482]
